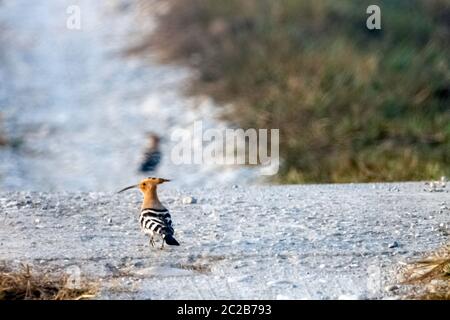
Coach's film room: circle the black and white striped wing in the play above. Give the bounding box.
[139,151,162,172]
[140,208,174,236]
[163,212,174,235]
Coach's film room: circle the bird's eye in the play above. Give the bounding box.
[142,183,146,187]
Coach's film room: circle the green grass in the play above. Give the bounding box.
[138,0,450,183]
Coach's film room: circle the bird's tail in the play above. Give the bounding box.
[164,235,180,246]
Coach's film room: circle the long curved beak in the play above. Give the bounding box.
[117,185,138,193]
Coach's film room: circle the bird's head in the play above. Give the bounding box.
[147,133,161,148]
[118,177,171,194]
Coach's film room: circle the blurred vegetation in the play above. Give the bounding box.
[136,0,450,183]
[0,114,7,147]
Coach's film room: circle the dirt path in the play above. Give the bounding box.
[0,182,448,299]
[0,0,256,191]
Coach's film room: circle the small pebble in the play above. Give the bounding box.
[182,196,197,204]
[388,241,399,248]
[385,285,399,292]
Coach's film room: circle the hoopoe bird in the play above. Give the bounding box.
[139,133,162,173]
[118,177,180,249]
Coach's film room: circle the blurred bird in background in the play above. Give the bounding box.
[139,133,162,173]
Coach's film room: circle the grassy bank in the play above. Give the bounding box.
[134,0,450,183]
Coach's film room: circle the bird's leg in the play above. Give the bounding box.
[160,237,165,250]
[149,236,155,248]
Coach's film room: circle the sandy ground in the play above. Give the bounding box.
[0,182,448,299]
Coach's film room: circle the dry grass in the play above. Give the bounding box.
[401,244,450,300]
[0,264,96,300]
